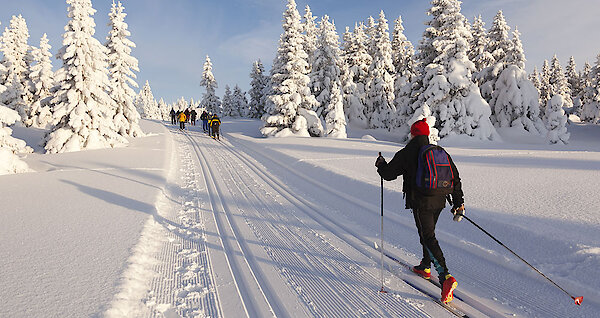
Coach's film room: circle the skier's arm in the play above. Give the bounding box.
[449,156,464,208]
[376,150,407,181]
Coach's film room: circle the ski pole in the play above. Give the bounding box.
[460,213,583,305]
[379,152,387,293]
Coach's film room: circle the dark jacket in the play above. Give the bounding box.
[377,135,464,210]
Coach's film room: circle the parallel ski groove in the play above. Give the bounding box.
[211,132,446,316]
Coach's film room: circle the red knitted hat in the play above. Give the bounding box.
[410,119,430,137]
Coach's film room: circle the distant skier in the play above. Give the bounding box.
[201,111,209,133]
[375,118,465,304]
[184,108,191,124]
[209,114,221,140]
[170,108,176,125]
[178,111,187,130]
[190,109,197,126]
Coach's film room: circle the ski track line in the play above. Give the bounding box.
[212,145,424,318]
[204,131,463,318]
[228,133,576,318]
[191,130,445,317]
[184,129,279,318]
[222,133,514,318]
[142,129,222,318]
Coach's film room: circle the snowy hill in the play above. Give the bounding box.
[1,119,599,317]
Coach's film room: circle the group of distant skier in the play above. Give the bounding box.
[170,107,221,139]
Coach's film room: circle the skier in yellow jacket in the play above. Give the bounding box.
[209,114,221,140]
[178,112,187,130]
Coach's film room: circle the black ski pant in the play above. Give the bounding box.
[413,207,448,276]
[180,121,185,130]
[211,125,220,139]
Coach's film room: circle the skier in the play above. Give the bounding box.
[201,111,209,132]
[375,118,465,304]
[178,111,187,130]
[190,109,197,126]
[209,114,221,140]
[184,108,191,124]
[170,108,176,125]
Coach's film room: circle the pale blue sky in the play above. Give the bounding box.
[1,0,599,103]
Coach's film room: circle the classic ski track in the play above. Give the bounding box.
[184,130,279,318]
[220,133,516,318]
[224,133,571,318]
[143,129,222,318]
[199,131,472,318]
[209,137,430,317]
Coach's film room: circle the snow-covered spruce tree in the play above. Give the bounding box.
[302,5,318,72]
[581,54,600,123]
[137,80,160,119]
[565,56,583,115]
[0,15,33,122]
[105,0,143,137]
[529,67,541,92]
[0,104,31,174]
[365,16,377,57]
[490,27,545,134]
[45,0,127,154]
[340,23,370,127]
[578,61,592,118]
[478,11,512,107]
[365,11,395,130]
[324,81,346,138]
[549,55,573,110]
[469,15,494,76]
[232,85,249,117]
[200,55,221,115]
[158,98,169,121]
[309,15,342,119]
[538,60,552,117]
[221,85,233,116]
[414,0,497,140]
[27,34,54,128]
[406,102,440,144]
[391,15,417,133]
[261,0,321,137]
[248,60,268,118]
[545,95,569,144]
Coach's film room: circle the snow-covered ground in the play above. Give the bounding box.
[1,118,599,317]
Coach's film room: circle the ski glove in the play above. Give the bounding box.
[375,155,386,168]
[451,204,465,222]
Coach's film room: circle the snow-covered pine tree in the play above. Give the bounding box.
[26,33,54,128]
[365,16,377,57]
[340,23,370,127]
[200,55,221,115]
[45,0,127,154]
[578,61,592,117]
[137,80,160,119]
[302,5,318,72]
[478,11,512,107]
[539,60,552,117]
[391,15,417,132]
[549,55,573,110]
[324,80,346,138]
[158,98,169,121]
[0,103,31,174]
[469,15,494,76]
[105,0,143,137]
[0,15,33,123]
[414,0,497,140]
[581,54,600,123]
[232,85,249,117]
[261,0,321,137]
[365,11,395,130]
[545,95,569,144]
[309,15,342,119]
[221,85,233,116]
[565,56,583,115]
[248,60,268,118]
[490,26,545,134]
[529,67,541,92]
